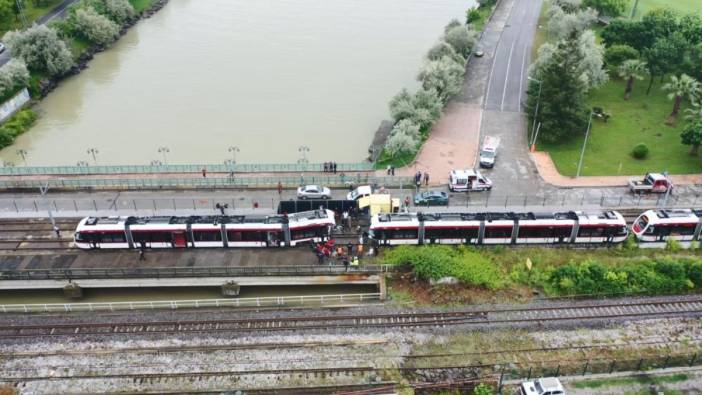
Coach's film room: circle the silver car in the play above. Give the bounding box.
[296,185,331,199]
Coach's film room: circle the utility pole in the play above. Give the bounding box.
[39,183,57,237]
[576,112,594,178]
[630,0,640,19]
[527,77,542,148]
[15,0,28,28]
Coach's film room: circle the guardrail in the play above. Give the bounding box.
[0,175,413,190]
[0,293,383,313]
[0,265,392,280]
[0,162,375,176]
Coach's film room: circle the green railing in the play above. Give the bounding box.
[0,162,374,175]
[0,175,414,189]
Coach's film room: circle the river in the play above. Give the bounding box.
[0,0,472,166]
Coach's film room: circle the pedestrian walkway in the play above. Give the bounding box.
[532,151,702,187]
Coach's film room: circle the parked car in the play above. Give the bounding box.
[519,377,565,395]
[297,185,331,199]
[473,46,484,57]
[448,169,492,192]
[628,172,672,194]
[414,190,449,206]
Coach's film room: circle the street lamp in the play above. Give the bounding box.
[227,146,240,164]
[298,145,310,164]
[157,147,170,165]
[86,148,99,165]
[527,77,542,148]
[16,149,28,166]
[576,110,596,178]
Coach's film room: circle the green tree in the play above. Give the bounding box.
[527,31,589,143]
[72,7,120,46]
[582,0,628,17]
[601,20,651,51]
[417,56,465,102]
[679,14,702,44]
[385,120,420,157]
[663,74,701,123]
[604,44,639,67]
[681,119,702,155]
[444,25,477,58]
[466,7,480,24]
[2,25,73,76]
[618,59,647,100]
[0,0,14,22]
[643,33,689,94]
[682,43,702,81]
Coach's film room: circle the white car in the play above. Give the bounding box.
[520,377,565,395]
[297,185,331,200]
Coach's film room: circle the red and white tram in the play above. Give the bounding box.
[74,209,335,249]
[632,209,702,246]
[369,211,628,246]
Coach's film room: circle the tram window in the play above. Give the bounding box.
[518,227,553,238]
[133,231,171,243]
[227,231,242,241]
[425,228,478,239]
[291,228,322,240]
[382,229,419,239]
[241,231,266,242]
[670,224,695,236]
[98,232,126,243]
[193,230,222,242]
[484,227,512,238]
[578,227,606,238]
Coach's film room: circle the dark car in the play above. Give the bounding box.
[414,190,449,206]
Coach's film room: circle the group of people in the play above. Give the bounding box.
[385,165,396,176]
[323,162,339,173]
[311,237,365,271]
[414,171,429,186]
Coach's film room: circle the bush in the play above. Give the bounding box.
[2,25,73,76]
[72,7,120,46]
[382,245,504,290]
[631,143,649,159]
[444,25,477,58]
[102,0,136,24]
[0,109,38,150]
[417,55,466,102]
[466,7,481,24]
[666,239,682,252]
[604,44,640,67]
[0,59,29,99]
[385,120,420,157]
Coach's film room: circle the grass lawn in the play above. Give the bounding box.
[632,0,701,18]
[0,0,65,38]
[541,77,700,176]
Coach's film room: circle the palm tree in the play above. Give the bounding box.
[685,100,702,122]
[662,74,702,125]
[618,59,647,100]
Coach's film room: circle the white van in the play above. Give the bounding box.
[479,136,500,168]
[347,185,372,201]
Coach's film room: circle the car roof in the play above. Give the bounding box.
[304,185,319,189]
[538,378,563,391]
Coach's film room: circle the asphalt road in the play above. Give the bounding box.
[0,0,81,67]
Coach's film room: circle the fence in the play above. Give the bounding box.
[0,175,413,190]
[0,162,374,176]
[0,292,383,313]
[0,265,391,281]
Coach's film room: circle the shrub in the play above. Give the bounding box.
[417,56,466,102]
[466,7,481,24]
[666,239,682,252]
[385,120,420,157]
[2,25,73,76]
[103,0,136,24]
[473,383,494,395]
[0,59,29,99]
[72,7,120,46]
[605,44,640,67]
[0,109,38,150]
[631,143,649,159]
[444,25,477,58]
[427,40,463,63]
[622,234,638,251]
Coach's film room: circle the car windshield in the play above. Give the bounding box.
[634,215,649,231]
[481,151,495,158]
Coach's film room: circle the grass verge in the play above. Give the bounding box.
[540,78,697,176]
[572,373,689,389]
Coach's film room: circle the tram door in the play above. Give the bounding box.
[172,232,187,248]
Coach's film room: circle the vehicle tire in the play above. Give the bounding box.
[300,196,306,200]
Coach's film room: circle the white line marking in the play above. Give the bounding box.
[500,40,516,111]
[484,42,500,110]
[518,42,527,111]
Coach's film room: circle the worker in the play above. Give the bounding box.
[351,256,359,268]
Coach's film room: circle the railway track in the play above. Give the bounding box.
[3,297,702,339]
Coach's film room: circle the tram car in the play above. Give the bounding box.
[632,209,702,247]
[74,209,335,249]
[369,210,628,246]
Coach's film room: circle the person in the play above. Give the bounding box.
[404,196,410,208]
[347,242,353,257]
[316,250,325,264]
[343,256,349,271]
[348,183,354,192]
[351,256,359,269]
[138,242,146,261]
[342,211,349,230]
[424,172,429,186]
[277,181,283,195]
[387,165,391,175]
[202,168,207,178]
[253,201,259,209]
[324,162,329,173]
[357,243,364,256]
[53,225,61,238]
[391,165,395,176]
[333,162,337,174]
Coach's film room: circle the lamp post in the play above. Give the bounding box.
[157,147,170,165]
[298,145,310,164]
[86,148,99,165]
[16,149,28,166]
[527,77,542,148]
[576,111,595,178]
[227,146,240,164]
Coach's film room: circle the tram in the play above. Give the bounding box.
[73,209,335,249]
[369,210,629,246]
[632,209,702,247]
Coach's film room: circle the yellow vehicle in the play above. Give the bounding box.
[357,194,400,216]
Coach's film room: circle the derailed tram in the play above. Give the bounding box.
[74,209,335,249]
[632,209,702,247]
[369,211,629,246]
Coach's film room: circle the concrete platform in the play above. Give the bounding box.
[0,248,321,271]
[0,274,381,290]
